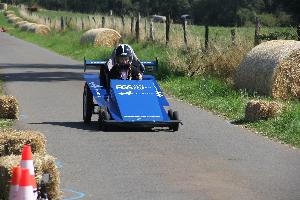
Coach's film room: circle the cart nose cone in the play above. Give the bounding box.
[111,80,167,122]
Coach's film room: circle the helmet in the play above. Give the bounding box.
[115,44,133,65]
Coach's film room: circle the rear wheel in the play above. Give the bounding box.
[83,83,93,123]
[167,109,173,120]
[171,111,179,132]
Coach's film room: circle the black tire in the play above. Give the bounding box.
[83,83,93,123]
[171,111,179,132]
[98,109,110,131]
[168,109,173,120]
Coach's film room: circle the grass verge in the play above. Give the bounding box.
[1,11,299,147]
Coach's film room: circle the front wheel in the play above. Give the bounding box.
[98,108,110,131]
[83,83,93,123]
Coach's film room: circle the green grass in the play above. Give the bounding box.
[1,10,300,148]
[160,76,300,147]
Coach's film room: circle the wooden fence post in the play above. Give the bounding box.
[135,13,140,42]
[121,15,125,32]
[109,10,114,29]
[205,25,209,50]
[231,29,236,46]
[144,18,147,38]
[166,15,171,45]
[48,17,51,27]
[60,16,64,31]
[182,18,188,48]
[297,25,300,41]
[102,16,105,28]
[150,20,154,41]
[111,16,115,29]
[81,17,84,30]
[87,16,91,27]
[254,17,261,46]
[131,16,135,34]
[92,16,96,27]
[65,16,68,28]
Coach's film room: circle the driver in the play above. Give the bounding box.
[108,44,144,80]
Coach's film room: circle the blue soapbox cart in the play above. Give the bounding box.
[83,58,181,131]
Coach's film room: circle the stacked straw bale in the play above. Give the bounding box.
[19,22,50,35]
[235,40,300,100]
[0,129,60,199]
[0,129,46,156]
[0,3,8,10]
[80,28,121,47]
[245,100,283,122]
[3,11,51,35]
[0,96,19,119]
[0,154,61,200]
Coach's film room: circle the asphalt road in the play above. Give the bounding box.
[1,32,300,200]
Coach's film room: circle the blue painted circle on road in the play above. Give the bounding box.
[62,189,86,200]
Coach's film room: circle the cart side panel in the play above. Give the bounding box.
[84,73,107,107]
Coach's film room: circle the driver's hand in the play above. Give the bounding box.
[137,73,143,80]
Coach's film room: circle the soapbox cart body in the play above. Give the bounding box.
[82,58,181,131]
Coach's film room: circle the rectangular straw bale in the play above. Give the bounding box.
[0,154,61,200]
[0,96,19,119]
[0,129,46,156]
[245,100,283,122]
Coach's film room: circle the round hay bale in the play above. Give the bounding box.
[7,16,22,24]
[0,129,46,156]
[20,22,36,32]
[35,24,51,35]
[27,23,38,32]
[0,96,19,119]
[6,13,16,18]
[0,154,61,200]
[15,20,28,28]
[235,40,300,99]
[80,28,121,47]
[0,3,8,10]
[245,100,283,122]
[4,10,14,16]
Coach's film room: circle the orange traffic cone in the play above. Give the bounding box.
[20,145,34,175]
[15,169,35,200]
[9,166,21,200]
[20,144,37,199]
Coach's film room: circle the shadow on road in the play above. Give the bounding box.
[0,71,83,82]
[0,63,88,70]
[0,63,99,82]
[29,121,169,133]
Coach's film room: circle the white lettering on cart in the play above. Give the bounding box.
[88,82,102,97]
[116,84,147,90]
[124,115,160,118]
[152,83,164,97]
[118,91,133,96]
[89,82,102,89]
